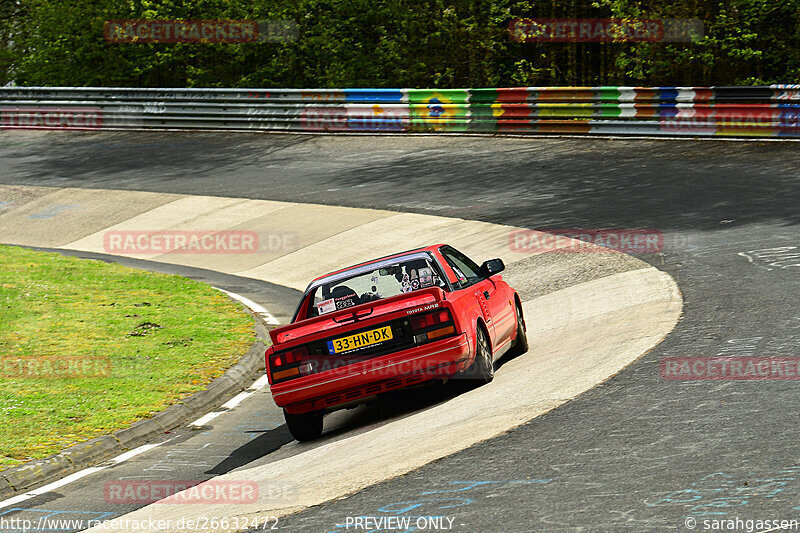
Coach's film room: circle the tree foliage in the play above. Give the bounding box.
[1,0,798,87]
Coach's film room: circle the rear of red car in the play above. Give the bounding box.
[265,286,471,421]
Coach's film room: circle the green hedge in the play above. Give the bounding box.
[1,0,798,88]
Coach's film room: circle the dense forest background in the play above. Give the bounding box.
[0,0,798,88]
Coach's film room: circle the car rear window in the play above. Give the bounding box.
[305,256,447,318]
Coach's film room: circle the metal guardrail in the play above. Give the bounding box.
[1,86,799,137]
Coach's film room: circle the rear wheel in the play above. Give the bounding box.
[284,409,324,442]
[510,303,529,357]
[464,325,494,384]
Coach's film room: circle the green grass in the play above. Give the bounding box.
[0,244,256,470]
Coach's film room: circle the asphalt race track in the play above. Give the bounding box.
[1,132,799,532]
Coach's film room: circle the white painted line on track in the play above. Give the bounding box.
[188,411,224,428]
[188,373,271,428]
[214,287,280,325]
[0,442,168,511]
[221,391,254,410]
[187,291,273,428]
[106,442,165,465]
[248,374,270,391]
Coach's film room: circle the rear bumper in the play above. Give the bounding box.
[272,332,471,414]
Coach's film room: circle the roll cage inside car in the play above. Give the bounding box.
[290,251,454,322]
[289,245,500,323]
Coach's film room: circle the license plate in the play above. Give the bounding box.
[327,326,393,354]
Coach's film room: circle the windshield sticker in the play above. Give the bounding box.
[419,267,434,287]
[316,298,336,315]
[335,295,356,309]
[401,272,412,293]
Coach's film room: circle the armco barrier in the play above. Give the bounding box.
[1,85,799,137]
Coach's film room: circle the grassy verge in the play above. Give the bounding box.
[0,244,256,471]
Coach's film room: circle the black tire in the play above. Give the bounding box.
[464,325,494,384]
[510,303,529,357]
[284,409,324,442]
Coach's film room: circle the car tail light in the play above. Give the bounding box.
[410,310,451,330]
[426,325,456,340]
[410,309,455,344]
[273,366,301,381]
[270,345,311,383]
[270,346,307,368]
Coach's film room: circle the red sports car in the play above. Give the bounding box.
[264,244,528,441]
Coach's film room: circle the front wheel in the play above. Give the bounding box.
[284,409,324,442]
[463,326,494,385]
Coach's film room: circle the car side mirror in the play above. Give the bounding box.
[480,258,505,277]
